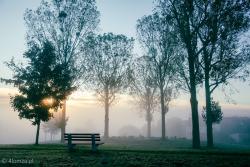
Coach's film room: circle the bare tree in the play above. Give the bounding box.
[83,33,134,138]
[155,0,209,148]
[24,0,100,142]
[156,0,250,148]
[136,12,180,139]
[130,57,158,138]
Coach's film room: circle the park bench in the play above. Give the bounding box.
[64,133,104,152]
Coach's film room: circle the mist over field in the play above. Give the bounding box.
[0,87,249,145]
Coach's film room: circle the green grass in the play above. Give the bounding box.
[0,139,250,167]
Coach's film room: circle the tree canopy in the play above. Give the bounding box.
[83,32,134,138]
[24,0,100,84]
[3,41,75,144]
[137,11,180,139]
[202,100,223,124]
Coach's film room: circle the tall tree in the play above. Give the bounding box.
[156,0,250,148]
[130,57,158,138]
[137,12,179,139]
[1,41,74,145]
[83,33,134,138]
[156,0,209,148]
[197,0,250,148]
[24,0,100,142]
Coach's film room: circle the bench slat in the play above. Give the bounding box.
[64,135,100,138]
[64,133,99,136]
[65,136,100,139]
[65,138,101,141]
[64,136,100,140]
[68,141,104,145]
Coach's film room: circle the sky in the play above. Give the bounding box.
[0,0,249,144]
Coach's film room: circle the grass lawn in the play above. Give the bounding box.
[0,139,250,167]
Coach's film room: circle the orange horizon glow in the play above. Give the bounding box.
[0,87,250,112]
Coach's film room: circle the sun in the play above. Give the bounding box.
[42,97,55,107]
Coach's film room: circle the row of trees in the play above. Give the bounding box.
[134,0,250,148]
[1,0,250,148]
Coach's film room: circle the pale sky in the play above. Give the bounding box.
[0,0,249,144]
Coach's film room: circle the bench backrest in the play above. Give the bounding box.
[64,133,101,142]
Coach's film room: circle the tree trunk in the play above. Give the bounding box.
[160,84,166,140]
[204,54,213,148]
[146,88,152,138]
[35,120,41,145]
[146,107,152,138]
[45,132,47,142]
[188,53,201,149]
[61,99,66,143]
[104,86,109,139]
[172,0,200,148]
[147,120,151,138]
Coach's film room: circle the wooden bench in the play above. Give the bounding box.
[64,133,104,151]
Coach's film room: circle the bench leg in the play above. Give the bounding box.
[91,134,98,152]
[67,134,75,151]
[92,144,98,152]
[68,144,76,151]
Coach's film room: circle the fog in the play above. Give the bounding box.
[0,87,249,145]
[0,0,249,149]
